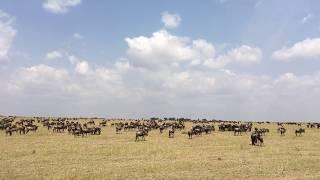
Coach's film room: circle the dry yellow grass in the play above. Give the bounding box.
[1,120,320,180]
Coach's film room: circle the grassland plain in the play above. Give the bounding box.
[1,120,320,180]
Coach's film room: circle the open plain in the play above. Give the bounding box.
[1,118,320,180]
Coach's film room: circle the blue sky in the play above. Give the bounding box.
[1,0,320,121]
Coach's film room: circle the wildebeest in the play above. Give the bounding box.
[5,126,14,136]
[251,131,264,146]
[17,126,26,134]
[135,130,148,141]
[203,125,214,134]
[278,127,286,136]
[188,130,194,139]
[168,129,175,138]
[92,127,101,135]
[87,120,95,125]
[115,126,122,134]
[53,125,65,133]
[295,128,305,136]
[159,126,164,134]
[73,127,84,137]
[25,125,38,134]
[192,125,203,136]
[259,128,269,135]
[234,127,242,136]
[99,121,107,127]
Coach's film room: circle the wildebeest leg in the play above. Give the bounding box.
[259,137,263,146]
[252,135,257,145]
[251,136,255,145]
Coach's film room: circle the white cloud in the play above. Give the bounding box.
[7,58,132,106]
[67,55,90,75]
[9,64,69,95]
[161,12,181,29]
[301,13,312,24]
[125,30,195,69]
[75,60,90,75]
[272,38,320,61]
[0,10,17,63]
[43,0,81,14]
[225,45,262,65]
[125,30,261,70]
[73,33,83,39]
[203,45,261,69]
[46,50,63,60]
[19,64,68,83]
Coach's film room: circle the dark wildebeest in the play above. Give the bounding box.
[251,131,263,146]
[115,126,122,134]
[168,129,175,138]
[99,121,107,127]
[295,128,305,136]
[203,125,214,134]
[192,126,203,136]
[159,126,164,134]
[18,126,26,135]
[234,127,242,136]
[93,127,101,135]
[5,127,13,136]
[259,128,269,136]
[73,127,84,137]
[53,125,65,133]
[188,130,195,139]
[81,128,91,136]
[87,120,95,125]
[25,125,38,134]
[278,127,286,136]
[135,130,148,141]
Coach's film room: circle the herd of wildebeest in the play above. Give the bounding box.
[1,116,320,146]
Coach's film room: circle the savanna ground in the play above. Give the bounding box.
[1,119,320,180]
